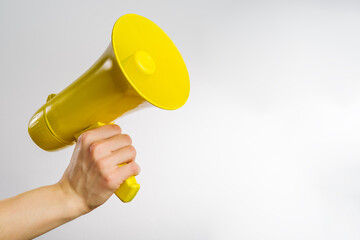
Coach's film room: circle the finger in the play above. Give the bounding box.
[105,145,137,167]
[87,134,132,160]
[78,124,122,148]
[112,162,141,186]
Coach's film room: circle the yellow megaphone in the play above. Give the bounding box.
[28,14,190,203]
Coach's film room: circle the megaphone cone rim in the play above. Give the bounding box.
[111,14,190,111]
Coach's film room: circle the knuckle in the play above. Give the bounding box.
[122,134,132,145]
[104,174,117,189]
[126,145,136,158]
[111,124,122,133]
[89,142,103,159]
[95,160,107,174]
[79,132,91,145]
[103,174,112,186]
[130,162,140,175]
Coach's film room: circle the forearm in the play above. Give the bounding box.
[0,125,139,239]
[0,182,86,240]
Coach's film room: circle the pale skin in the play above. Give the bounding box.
[0,124,140,240]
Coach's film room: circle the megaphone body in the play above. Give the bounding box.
[28,14,190,202]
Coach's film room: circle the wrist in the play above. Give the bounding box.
[55,179,90,218]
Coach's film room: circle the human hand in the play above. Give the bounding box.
[58,124,140,214]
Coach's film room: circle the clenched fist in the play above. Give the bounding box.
[58,124,140,213]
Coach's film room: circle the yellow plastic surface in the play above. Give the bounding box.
[114,164,140,203]
[112,14,190,110]
[28,14,190,203]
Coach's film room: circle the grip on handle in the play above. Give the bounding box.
[75,122,140,203]
[114,164,140,202]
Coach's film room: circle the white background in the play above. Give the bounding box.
[1,0,360,239]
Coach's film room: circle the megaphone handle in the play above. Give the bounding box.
[74,122,140,203]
